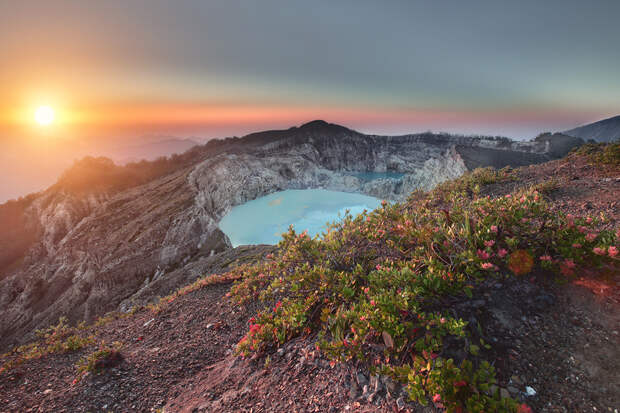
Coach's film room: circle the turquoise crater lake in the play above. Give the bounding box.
[219,189,382,247]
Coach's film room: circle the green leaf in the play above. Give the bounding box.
[469,344,480,356]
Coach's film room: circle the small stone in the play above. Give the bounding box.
[525,386,536,396]
[43,389,52,395]
[277,348,285,357]
[370,375,383,393]
[507,386,519,395]
[382,331,395,349]
[384,377,400,397]
[500,388,510,399]
[349,382,360,400]
[356,372,368,387]
[396,397,406,411]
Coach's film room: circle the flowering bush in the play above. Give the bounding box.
[229,170,618,412]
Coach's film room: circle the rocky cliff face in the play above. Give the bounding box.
[0,121,582,350]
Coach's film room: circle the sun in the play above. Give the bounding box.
[34,105,55,126]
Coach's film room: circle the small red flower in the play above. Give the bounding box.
[454,380,467,387]
[517,404,533,413]
[560,259,576,276]
[481,262,496,270]
[477,249,491,260]
[593,247,606,256]
[249,323,262,335]
[432,394,441,403]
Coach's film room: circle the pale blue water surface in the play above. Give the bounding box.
[219,189,381,246]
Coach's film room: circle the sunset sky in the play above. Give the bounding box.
[1,1,619,201]
[1,0,619,141]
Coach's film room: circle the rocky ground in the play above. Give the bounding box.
[1,150,618,413]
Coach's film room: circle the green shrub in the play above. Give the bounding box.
[0,317,95,374]
[75,341,123,382]
[574,142,620,167]
[229,182,618,412]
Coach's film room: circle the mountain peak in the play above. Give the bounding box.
[298,120,350,133]
[299,120,329,129]
[563,114,620,143]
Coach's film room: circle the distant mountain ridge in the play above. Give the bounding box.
[563,115,620,143]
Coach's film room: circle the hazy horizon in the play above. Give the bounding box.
[2,0,619,201]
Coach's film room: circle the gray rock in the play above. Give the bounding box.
[384,377,400,397]
[370,375,383,393]
[349,382,360,400]
[510,375,523,385]
[356,372,369,387]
